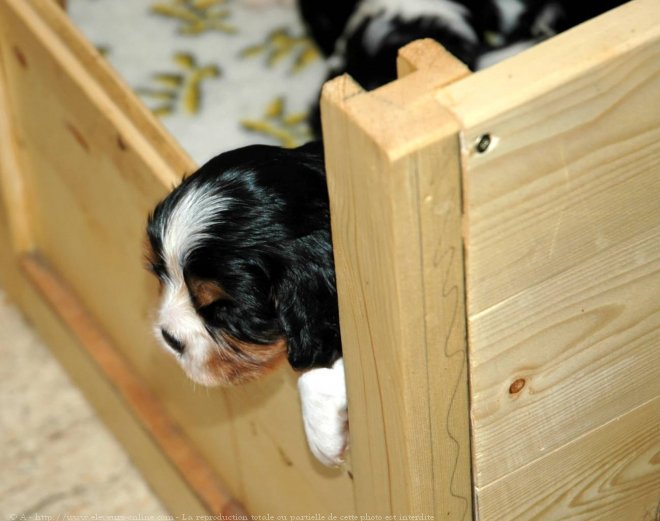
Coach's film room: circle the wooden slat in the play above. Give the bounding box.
[27,0,193,181]
[468,224,660,485]
[0,35,33,253]
[445,0,660,315]
[441,0,660,132]
[322,44,472,517]
[432,0,660,515]
[227,378,356,515]
[476,397,660,521]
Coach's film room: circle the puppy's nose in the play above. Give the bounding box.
[160,328,185,355]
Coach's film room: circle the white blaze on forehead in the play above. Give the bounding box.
[152,181,237,387]
[159,182,232,275]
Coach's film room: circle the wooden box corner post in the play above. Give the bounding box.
[321,40,473,518]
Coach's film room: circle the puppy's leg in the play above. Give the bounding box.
[297,358,348,466]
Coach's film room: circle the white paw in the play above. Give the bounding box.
[297,358,348,467]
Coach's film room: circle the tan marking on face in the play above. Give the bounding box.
[205,336,287,385]
[189,278,229,308]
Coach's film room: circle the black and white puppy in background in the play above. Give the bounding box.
[147,0,628,467]
[301,0,629,134]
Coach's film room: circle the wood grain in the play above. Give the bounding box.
[476,397,660,521]
[0,37,33,253]
[26,0,193,182]
[322,44,473,517]
[434,0,660,517]
[447,1,660,313]
[468,224,660,485]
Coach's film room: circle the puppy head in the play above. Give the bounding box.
[145,143,341,386]
[331,1,486,91]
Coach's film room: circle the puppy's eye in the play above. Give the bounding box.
[188,278,228,309]
[198,298,233,323]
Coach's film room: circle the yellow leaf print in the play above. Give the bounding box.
[265,97,284,119]
[151,0,236,35]
[139,53,220,116]
[241,96,311,148]
[240,27,319,74]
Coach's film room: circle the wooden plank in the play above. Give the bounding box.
[443,0,660,313]
[414,129,473,521]
[26,0,193,182]
[469,224,660,485]
[321,44,472,517]
[432,0,660,503]
[20,253,244,516]
[476,397,660,521]
[0,35,33,253]
[441,0,660,132]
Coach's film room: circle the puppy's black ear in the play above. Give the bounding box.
[275,235,342,370]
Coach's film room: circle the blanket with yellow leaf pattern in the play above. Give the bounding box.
[69,0,326,164]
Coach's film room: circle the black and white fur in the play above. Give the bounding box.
[300,0,630,75]
[147,143,347,464]
[300,0,629,134]
[147,0,628,467]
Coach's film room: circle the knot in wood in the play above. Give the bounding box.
[509,378,526,394]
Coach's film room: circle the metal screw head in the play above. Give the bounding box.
[475,134,492,154]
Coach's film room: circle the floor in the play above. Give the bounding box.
[0,291,168,518]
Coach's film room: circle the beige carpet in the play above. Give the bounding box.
[0,291,167,518]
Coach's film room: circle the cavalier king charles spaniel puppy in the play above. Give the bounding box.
[147,0,628,467]
[300,0,628,134]
[146,142,347,466]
